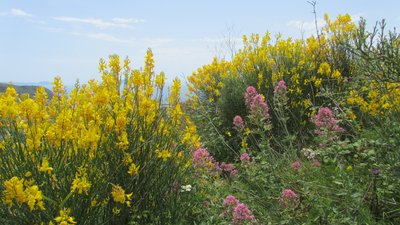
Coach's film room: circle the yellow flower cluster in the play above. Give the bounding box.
[128,163,140,175]
[53,208,77,225]
[71,169,91,195]
[111,184,132,207]
[3,176,45,211]
[38,158,53,174]
[0,50,199,222]
[156,149,172,161]
[187,14,355,125]
[347,81,400,116]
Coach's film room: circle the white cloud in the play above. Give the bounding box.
[287,18,326,37]
[53,16,144,29]
[350,14,363,23]
[70,32,131,43]
[39,26,64,33]
[112,17,145,24]
[10,8,32,17]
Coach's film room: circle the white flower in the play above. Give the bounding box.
[180,184,192,192]
[301,147,317,159]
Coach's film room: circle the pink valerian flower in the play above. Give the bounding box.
[223,195,240,207]
[274,80,287,95]
[291,160,302,170]
[312,159,321,167]
[245,86,257,107]
[233,115,245,130]
[232,203,256,224]
[240,153,251,162]
[192,147,216,170]
[280,189,299,207]
[282,189,298,199]
[219,162,238,176]
[250,94,270,119]
[192,147,237,176]
[312,107,345,136]
[244,86,270,120]
[223,195,256,224]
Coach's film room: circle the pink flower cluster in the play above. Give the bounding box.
[223,195,256,224]
[274,80,287,95]
[280,189,299,207]
[291,160,302,170]
[223,195,240,206]
[245,86,257,106]
[240,153,251,163]
[312,107,344,136]
[192,147,215,169]
[192,147,237,176]
[219,162,238,176]
[282,189,298,200]
[245,86,270,119]
[233,115,245,130]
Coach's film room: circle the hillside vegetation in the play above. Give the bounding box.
[0,83,53,98]
[0,14,399,224]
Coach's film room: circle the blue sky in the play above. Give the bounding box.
[1,0,399,84]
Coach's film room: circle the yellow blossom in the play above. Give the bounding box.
[318,62,332,76]
[156,149,172,161]
[241,139,248,149]
[245,128,251,136]
[3,176,26,207]
[111,184,132,207]
[71,171,91,195]
[3,176,44,211]
[38,158,53,174]
[128,163,140,175]
[24,185,45,211]
[54,208,77,225]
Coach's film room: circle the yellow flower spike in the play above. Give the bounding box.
[144,48,155,79]
[346,110,357,120]
[241,139,248,149]
[111,184,132,207]
[108,54,121,75]
[3,176,26,207]
[156,149,172,161]
[91,198,98,207]
[98,58,107,73]
[346,165,353,171]
[3,176,45,211]
[71,170,91,195]
[155,72,166,88]
[25,185,45,211]
[318,62,331,76]
[123,56,131,71]
[169,78,181,107]
[128,163,140,175]
[54,208,76,225]
[38,158,53,175]
[245,128,251,136]
[123,154,133,165]
[332,69,342,79]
